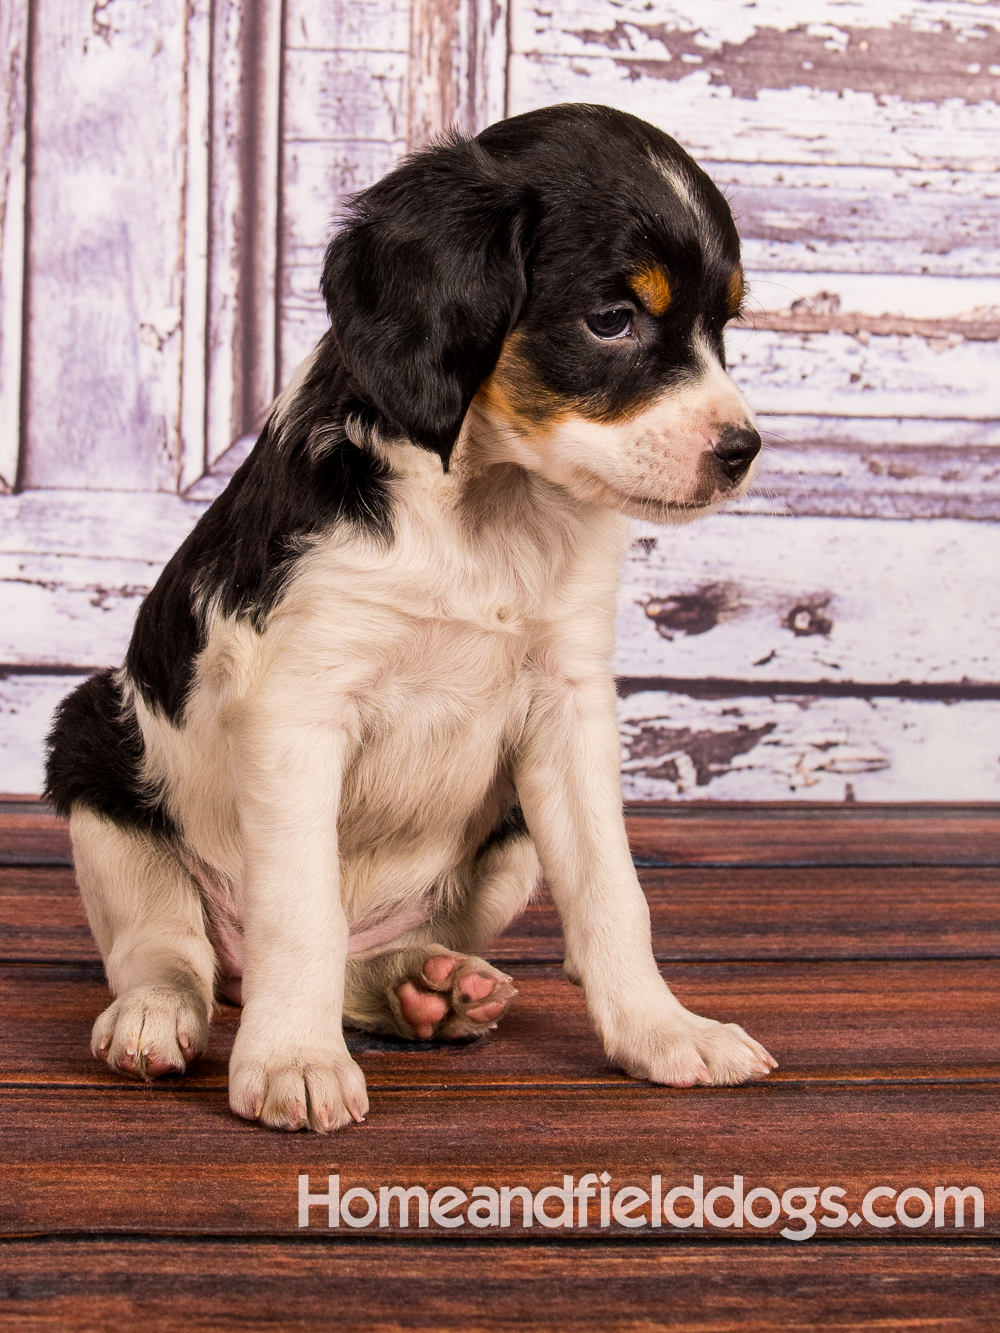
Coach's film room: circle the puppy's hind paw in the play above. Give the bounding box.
[91,984,209,1080]
[395,950,518,1041]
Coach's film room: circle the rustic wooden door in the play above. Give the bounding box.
[0,0,285,791]
[1,0,998,801]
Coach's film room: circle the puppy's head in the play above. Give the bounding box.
[323,104,758,518]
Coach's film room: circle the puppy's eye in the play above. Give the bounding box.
[585,307,633,340]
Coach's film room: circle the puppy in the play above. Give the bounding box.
[46,103,776,1132]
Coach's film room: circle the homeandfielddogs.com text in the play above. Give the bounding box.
[298,1174,985,1240]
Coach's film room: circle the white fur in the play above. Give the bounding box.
[72,349,775,1131]
[475,338,756,522]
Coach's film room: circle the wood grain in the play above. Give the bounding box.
[3,959,998,1087]
[23,0,190,491]
[11,501,1000,687]
[625,808,1000,867]
[0,491,207,562]
[7,497,1000,801]
[285,49,410,143]
[0,676,92,799]
[2,797,996,1317]
[742,444,1000,523]
[719,161,1000,280]
[618,693,1000,804]
[0,814,73,864]
[0,552,155,667]
[616,516,1000,687]
[284,0,411,54]
[7,673,1000,802]
[726,327,997,423]
[515,0,1000,99]
[1,821,1000,959]
[2,1240,998,1331]
[4,800,998,876]
[0,866,94,960]
[509,0,1000,172]
[491,867,1000,963]
[0,0,27,491]
[3,1082,996,1236]
[203,0,282,478]
[4,0,999,1307]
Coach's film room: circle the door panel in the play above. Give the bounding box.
[22,0,190,492]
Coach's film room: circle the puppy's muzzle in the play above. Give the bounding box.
[712,424,762,487]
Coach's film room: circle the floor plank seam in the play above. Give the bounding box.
[7,855,1000,871]
[2,1231,998,1251]
[6,954,1000,967]
[5,1075,998,1093]
[634,859,1000,869]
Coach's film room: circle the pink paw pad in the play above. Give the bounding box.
[422,955,458,987]
[395,952,518,1042]
[396,981,448,1039]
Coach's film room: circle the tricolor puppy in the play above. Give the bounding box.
[46,103,776,1132]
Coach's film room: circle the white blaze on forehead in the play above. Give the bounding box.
[650,153,708,228]
[649,152,730,266]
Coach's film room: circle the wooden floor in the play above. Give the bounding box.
[2,799,998,1330]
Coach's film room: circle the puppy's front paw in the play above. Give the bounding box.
[609,1010,777,1088]
[228,1046,369,1133]
[92,984,209,1080]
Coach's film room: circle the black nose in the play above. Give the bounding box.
[713,424,761,484]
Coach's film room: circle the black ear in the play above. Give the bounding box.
[322,135,533,469]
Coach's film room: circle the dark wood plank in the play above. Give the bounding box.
[6,863,1000,965]
[3,803,998,872]
[3,960,999,1088]
[0,866,97,962]
[0,811,73,865]
[491,868,1000,962]
[625,806,1000,867]
[3,1083,997,1237]
[2,1240,999,1331]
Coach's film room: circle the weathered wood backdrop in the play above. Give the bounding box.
[0,0,998,799]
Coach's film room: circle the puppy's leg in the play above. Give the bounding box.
[344,829,538,1040]
[437,823,542,956]
[516,671,778,1087]
[226,712,368,1133]
[72,805,214,1079]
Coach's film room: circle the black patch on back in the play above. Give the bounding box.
[44,669,177,837]
[477,802,529,858]
[125,333,394,723]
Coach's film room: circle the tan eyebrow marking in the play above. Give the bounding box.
[628,265,672,317]
[727,266,746,317]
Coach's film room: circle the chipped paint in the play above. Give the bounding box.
[619,692,1000,802]
[621,717,777,789]
[616,514,1000,685]
[564,21,1000,105]
[784,600,833,638]
[643,584,734,639]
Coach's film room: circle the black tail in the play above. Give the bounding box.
[44,669,176,837]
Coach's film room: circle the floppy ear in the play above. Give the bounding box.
[322,136,533,469]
